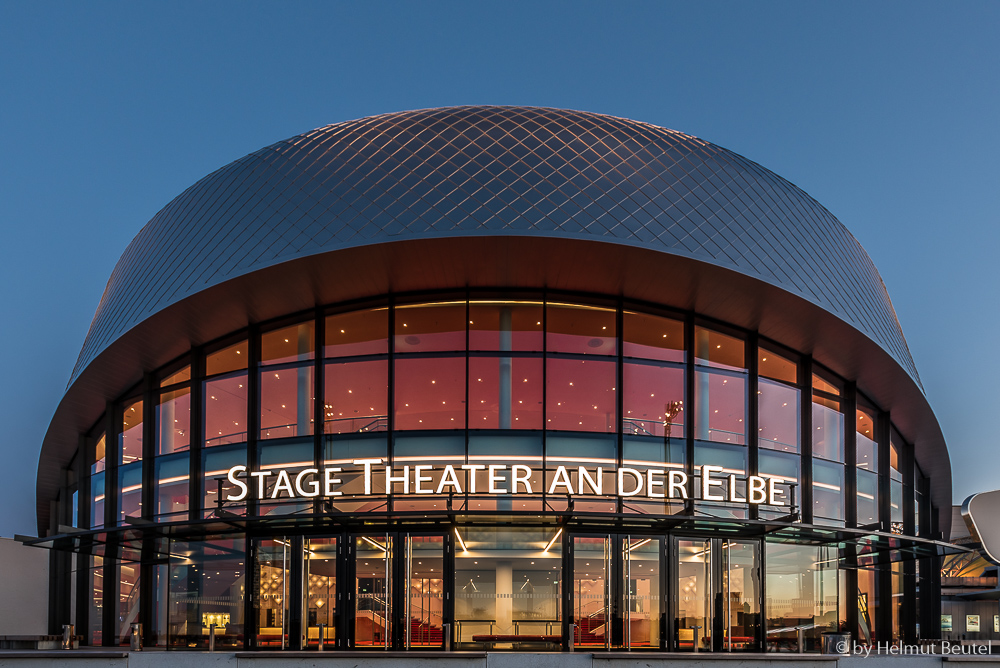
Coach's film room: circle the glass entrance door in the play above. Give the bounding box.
[676,538,712,651]
[722,540,760,651]
[675,537,761,652]
[254,538,292,649]
[571,534,663,650]
[405,535,445,648]
[304,537,337,648]
[354,534,392,648]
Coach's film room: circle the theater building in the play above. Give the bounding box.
[32,106,954,652]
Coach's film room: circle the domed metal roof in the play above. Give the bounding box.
[73,105,919,387]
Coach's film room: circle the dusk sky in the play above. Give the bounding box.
[1,1,997,537]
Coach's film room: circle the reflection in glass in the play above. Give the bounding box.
[677,539,712,651]
[813,460,845,523]
[254,538,289,648]
[116,562,140,645]
[118,463,142,525]
[203,445,246,518]
[856,406,878,473]
[764,542,839,652]
[91,472,105,528]
[88,556,103,645]
[723,541,760,651]
[857,470,879,525]
[625,536,662,649]
[857,567,878,643]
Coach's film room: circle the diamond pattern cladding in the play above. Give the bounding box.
[71,106,920,388]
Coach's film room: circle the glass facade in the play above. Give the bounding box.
[63,294,935,651]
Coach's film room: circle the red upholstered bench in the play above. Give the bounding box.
[473,634,562,645]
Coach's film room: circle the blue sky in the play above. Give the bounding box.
[1,1,997,537]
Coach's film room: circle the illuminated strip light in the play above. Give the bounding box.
[543,528,563,553]
[812,482,842,492]
[622,460,685,469]
[120,484,143,493]
[361,536,386,551]
[545,456,617,465]
[466,455,545,463]
[158,475,190,485]
[628,538,652,552]
[260,461,314,470]
[454,528,468,553]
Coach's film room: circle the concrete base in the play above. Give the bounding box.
[0,651,999,668]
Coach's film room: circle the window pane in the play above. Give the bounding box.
[764,543,840,652]
[812,370,842,396]
[454,527,561,649]
[856,406,878,473]
[546,358,616,432]
[694,327,744,370]
[92,433,106,474]
[260,364,315,439]
[758,379,800,453]
[90,472,105,528]
[324,308,388,357]
[204,373,247,447]
[118,463,142,524]
[155,452,189,519]
[546,303,616,355]
[889,431,903,482]
[205,340,248,377]
[759,347,797,384]
[469,356,543,429]
[258,439,314,516]
[694,370,746,445]
[157,388,191,456]
[623,362,685,438]
[167,538,246,649]
[623,311,684,362]
[394,356,466,429]
[468,301,544,351]
[813,460,845,522]
[203,445,246,518]
[324,359,388,434]
[758,449,800,510]
[261,321,315,365]
[395,302,466,352]
[160,365,191,387]
[857,469,879,525]
[694,442,747,518]
[812,396,844,463]
[121,399,143,464]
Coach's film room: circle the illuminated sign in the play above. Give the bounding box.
[223,460,788,506]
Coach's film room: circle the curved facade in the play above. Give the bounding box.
[35,107,951,653]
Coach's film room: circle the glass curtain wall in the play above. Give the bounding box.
[764,542,840,652]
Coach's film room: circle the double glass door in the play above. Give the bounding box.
[252,532,445,650]
[676,538,760,652]
[570,534,760,652]
[571,535,663,649]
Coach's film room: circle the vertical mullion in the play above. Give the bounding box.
[314,309,325,516]
[102,404,117,646]
[747,333,759,522]
[387,298,395,513]
[616,302,624,514]
[844,383,858,528]
[247,327,261,519]
[189,349,204,521]
[800,356,813,524]
[684,316,695,516]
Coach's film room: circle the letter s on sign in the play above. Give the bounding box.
[226,465,248,502]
